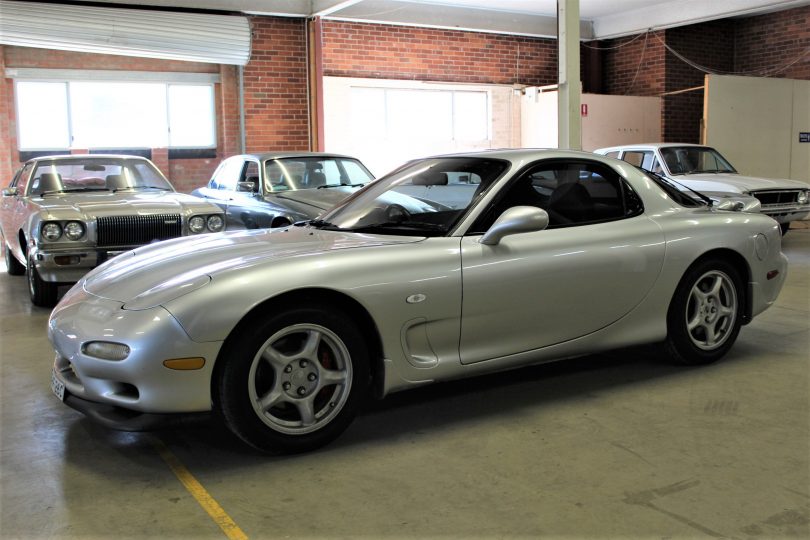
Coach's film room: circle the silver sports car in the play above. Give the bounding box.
[48,149,788,454]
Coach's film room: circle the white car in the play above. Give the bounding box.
[594,143,810,234]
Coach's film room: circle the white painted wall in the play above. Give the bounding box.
[521,88,661,151]
[703,74,810,183]
[323,77,519,177]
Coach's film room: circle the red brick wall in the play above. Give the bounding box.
[735,6,810,79]
[0,46,230,193]
[601,7,808,144]
[322,21,558,86]
[243,16,310,153]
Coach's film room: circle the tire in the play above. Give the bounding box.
[780,223,790,236]
[3,240,25,276]
[664,259,743,365]
[27,254,58,307]
[217,306,370,454]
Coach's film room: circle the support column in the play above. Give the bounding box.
[557,0,581,150]
[308,17,326,152]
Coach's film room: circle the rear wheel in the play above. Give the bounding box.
[664,259,743,365]
[3,239,25,276]
[217,306,369,454]
[27,254,58,307]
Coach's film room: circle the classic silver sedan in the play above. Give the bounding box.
[48,149,787,454]
[1,155,224,306]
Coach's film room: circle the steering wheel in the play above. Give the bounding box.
[386,203,412,223]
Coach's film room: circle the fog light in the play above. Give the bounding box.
[163,357,206,370]
[189,216,205,233]
[82,341,130,361]
[54,255,80,265]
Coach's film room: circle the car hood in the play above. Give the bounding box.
[673,173,810,194]
[80,225,422,307]
[268,186,356,213]
[34,191,220,218]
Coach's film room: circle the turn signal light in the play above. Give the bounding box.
[163,357,206,370]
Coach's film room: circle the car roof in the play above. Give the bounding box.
[423,147,610,162]
[232,152,363,161]
[27,154,153,163]
[594,143,710,153]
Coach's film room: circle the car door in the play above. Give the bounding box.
[459,159,666,365]
[2,163,35,257]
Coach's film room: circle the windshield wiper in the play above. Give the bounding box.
[316,183,364,189]
[294,219,345,231]
[350,221,446,233]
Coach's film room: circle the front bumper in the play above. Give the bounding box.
[49,287,223,416]
[33,247,131,283]
[63,392,211,431]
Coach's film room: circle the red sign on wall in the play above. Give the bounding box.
[581,103,588,117]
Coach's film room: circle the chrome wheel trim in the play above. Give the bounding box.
[685,270,738,351]
[248,323,353,435]
[26,256,35,297]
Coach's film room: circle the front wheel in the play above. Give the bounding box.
[27,255,58,307]
[3,240,25,276]
[217,306,370,454]
[664,259,743,365]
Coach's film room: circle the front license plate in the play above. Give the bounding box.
[51,369,65,402]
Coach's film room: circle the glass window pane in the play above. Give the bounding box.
[387,89,452,142]
[351,88,385,141]
[168,85,215,147]
[454,91,488,141]
[69,82,167,148]
[16,82,70,149]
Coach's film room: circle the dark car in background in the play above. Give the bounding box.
[192,153,375,229]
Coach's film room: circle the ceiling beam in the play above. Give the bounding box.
[593,0,810,39]
[327,0,593,39]
[312,0,366,17]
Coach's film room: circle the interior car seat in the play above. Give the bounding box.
[105,174,129,190]
[32,173,64,195]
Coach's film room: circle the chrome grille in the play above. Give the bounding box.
[96,214,182,247]
[751,190,800,206]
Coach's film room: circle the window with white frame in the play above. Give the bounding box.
[15,80,216,150]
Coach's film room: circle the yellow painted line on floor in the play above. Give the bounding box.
[152,436,249,540]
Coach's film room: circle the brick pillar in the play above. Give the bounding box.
[0,46,14,179]
[151,147,170,177]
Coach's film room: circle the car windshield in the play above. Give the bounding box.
[29,158,173,195]
[660,147,737,175]
[264,157,374,192]
[314,157,509,236]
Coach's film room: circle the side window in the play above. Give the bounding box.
[604,151,620,159]
[475,160,643,231]
[17,162,35,195]
[212,159,245,191]
[242,161,260,192]
[650,158,664,175]
[621,151,654,170]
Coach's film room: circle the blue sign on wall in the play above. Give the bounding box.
[800,132,810,143]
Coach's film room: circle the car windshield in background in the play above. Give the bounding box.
[29,159,172,195]
[660,147,737,175]
[264,157,374,192]
[318,157,508,236]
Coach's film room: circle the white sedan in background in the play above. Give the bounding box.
[595,143,810,234]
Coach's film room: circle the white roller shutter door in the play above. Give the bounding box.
[0,0,251,65]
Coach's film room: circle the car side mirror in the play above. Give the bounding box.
[237,181,256,193]
[2,187,18,197]
[479,206,549,245]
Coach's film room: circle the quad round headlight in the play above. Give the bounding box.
[64,221,85,241]
[798,190,809,205]
[189,215,206,233]
[207,214,224,232]
[41,222,62,241]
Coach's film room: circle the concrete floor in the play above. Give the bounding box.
[1,231,808,540]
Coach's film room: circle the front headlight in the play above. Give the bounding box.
[189,215,206,233]
[82,341,130,361]
[64,221,86,241]
[798,190,809,205]
[207,215,224,232]
[41,222,62,241]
